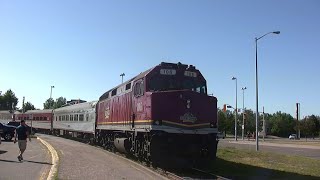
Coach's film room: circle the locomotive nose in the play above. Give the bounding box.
[151,90,217,129]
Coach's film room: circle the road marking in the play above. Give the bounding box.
[37,137,59,180]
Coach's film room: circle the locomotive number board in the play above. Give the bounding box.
[160,69,176,75]
[184,71,197,77]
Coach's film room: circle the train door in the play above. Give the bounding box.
[132,78,145,129]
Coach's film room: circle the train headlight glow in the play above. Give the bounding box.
[154,120,162,125]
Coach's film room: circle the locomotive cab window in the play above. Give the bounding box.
[148,75,207,94]
[134,80,144,97]
[125,82,131,90]
[111,89,117,96]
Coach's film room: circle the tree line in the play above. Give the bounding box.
[0,89,66,112]
[218,109,320,139]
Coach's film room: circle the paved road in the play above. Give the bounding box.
[219,139,320,159]
[38,134,167,180]
[0,138,51,180]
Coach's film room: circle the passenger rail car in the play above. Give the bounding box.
[96,62,218,168]
[15,109,53,132]
[53,101,97,140]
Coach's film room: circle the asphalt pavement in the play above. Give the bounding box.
[0,138,51,180]
[37,134,167,180]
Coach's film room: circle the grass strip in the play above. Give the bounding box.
[207,147,320,179]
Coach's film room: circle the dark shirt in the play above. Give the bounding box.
[16,125,27,140]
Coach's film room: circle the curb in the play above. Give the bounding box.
[37,137,59,180]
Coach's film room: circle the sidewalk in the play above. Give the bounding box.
[0,138,52,180]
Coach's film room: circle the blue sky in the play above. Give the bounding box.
[0,1,319,118]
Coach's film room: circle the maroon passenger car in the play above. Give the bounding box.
[15,109,53,132]
[96,62,218,168]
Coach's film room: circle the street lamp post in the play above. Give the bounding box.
[241,87,247,140]
[232,77,238,141]
[50,85,55,109]
[50,86,55,99]
[120,73,125,83]
[255,31,280,151]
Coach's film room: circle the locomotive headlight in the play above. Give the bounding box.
[154,120,162,125]
[210,122,216,128]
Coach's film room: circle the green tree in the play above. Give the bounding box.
[242,109,256,134]
[304,115,318,139]
[43,98,55,109]
[0,89,18,112]
[300,117,315,140]
[44,97,66,109]
[218,109,227,134]
[225,110,235,135]
[269,111,295,137]
[24,102,36,112]
[54,97,66,109]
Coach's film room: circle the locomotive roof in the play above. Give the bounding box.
[99,67,154,101]
[54,101,98,113]
[98,62,203,101]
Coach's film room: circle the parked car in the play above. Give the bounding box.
[6,121,37,135]
[289,134,296,140]
[0,123,16,141]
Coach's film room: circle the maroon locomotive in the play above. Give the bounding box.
[96,62,218,167]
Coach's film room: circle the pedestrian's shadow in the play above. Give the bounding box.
[24,160,53,165]
[0,159,20,163]
[0,150,8,154]
[0,159,52,165]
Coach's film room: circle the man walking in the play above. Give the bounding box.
[14,120,31,161]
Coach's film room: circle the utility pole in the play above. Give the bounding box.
[232,77,238,141]
[22,96,25,113]
[241,87,247,140]
[262,106,265,141]
[296,103,300,139]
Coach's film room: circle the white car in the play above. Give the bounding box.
[289,134,296,140]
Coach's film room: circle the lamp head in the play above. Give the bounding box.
[242,87,247,90]
[51,86,55,88]
[273,31,280,34]
[232,77,237,80]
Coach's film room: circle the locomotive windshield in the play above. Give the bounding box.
[148,75,207,94]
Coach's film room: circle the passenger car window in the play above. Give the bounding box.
[79,114,84,121]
